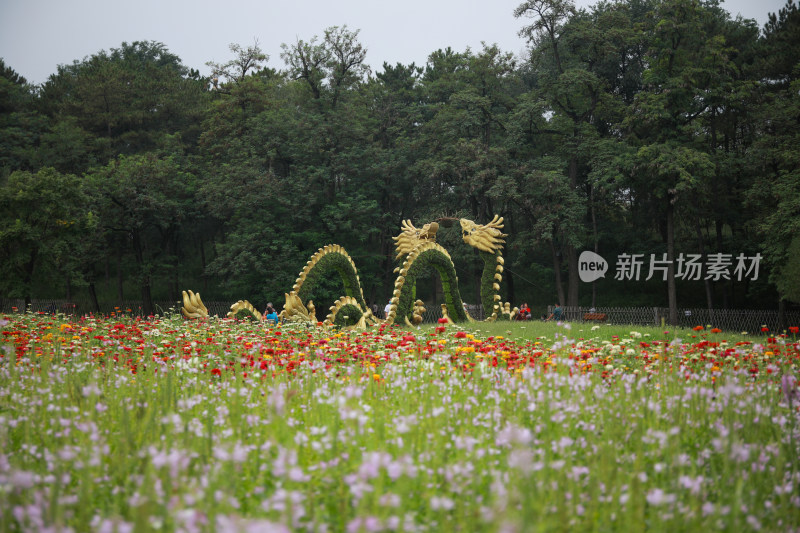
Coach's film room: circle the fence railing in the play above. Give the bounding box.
[0,298,253,320]
[0,298,188,317]
[2,298,797,332]
[0,298,487,321]
[549,306,800,333]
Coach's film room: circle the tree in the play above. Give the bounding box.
[0,168,90,305]
[38,41,207,165]
[614,0,760,322]
[747,0,800,306]
[280,25,369,106]
[0,59,44,176]
[206,41,268,85]
[514,0,612,306]
[87,152,196,315]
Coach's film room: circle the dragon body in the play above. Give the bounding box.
[182,216,517,326]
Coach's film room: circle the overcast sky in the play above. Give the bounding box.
[0,0,788,86]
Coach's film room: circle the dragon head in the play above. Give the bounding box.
[460,215,507,254]
[393,220,440,260]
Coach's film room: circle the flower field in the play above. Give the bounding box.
[1,312,799,532]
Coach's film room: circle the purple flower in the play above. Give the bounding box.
[781,374,799,406]
[430,495,455,511]
[646,488,676,506]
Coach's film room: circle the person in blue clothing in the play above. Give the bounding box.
[546,303,564,322]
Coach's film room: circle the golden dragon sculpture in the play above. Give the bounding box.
[182,216,517,327]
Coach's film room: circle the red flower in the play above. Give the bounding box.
[789,326,799,335]
[211,368,222,376]
[435,326,446,333]
[438,318,449,324]
[454,331,467,338]
[761,327,769,333]
[710,328,722,334]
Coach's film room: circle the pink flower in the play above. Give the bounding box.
[646,488,676,506]
[781,374,799,406]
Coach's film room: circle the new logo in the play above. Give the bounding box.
[579,251,608,283]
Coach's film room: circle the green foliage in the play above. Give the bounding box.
[0,168,89,301]
[332,303,363,327]
[85,152,198,313]
[1,3,795,313]
[297,251,366,312]
[233,307,259,321]
[774,236,800,303]
[0,59,43,176]
[745,2,800,305]
[38,41,207,165]
[393,247,467,324]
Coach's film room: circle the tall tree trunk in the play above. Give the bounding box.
[567,247,579,307]
[506,212,516,307]
[566,154,580,307]
[694,218,714,311]
[590,185,598,309]
[199,236,208,291]
[133,230,153,316]
[116,253,124,301]
[550,240,565,307]
[140,283,153,317]
[381,230,395,309]
[666,197,678,326]
[88,282,101,313]
[715,219,730,309]
[23,249,37,309]
[167,232,179,301]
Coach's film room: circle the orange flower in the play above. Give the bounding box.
[693,326,704,331]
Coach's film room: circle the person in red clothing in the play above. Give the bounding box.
[517,303,531,320]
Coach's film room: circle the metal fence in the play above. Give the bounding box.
[551,306,800,333]
[0,298,244,319]
[2,298,797,332]
[0,298,187,317]
[0,298,486,322]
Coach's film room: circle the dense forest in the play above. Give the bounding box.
[1,0,799,321]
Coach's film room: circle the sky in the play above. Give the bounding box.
[0,0,789,86]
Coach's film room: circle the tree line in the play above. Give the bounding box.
[1,0,799,322]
